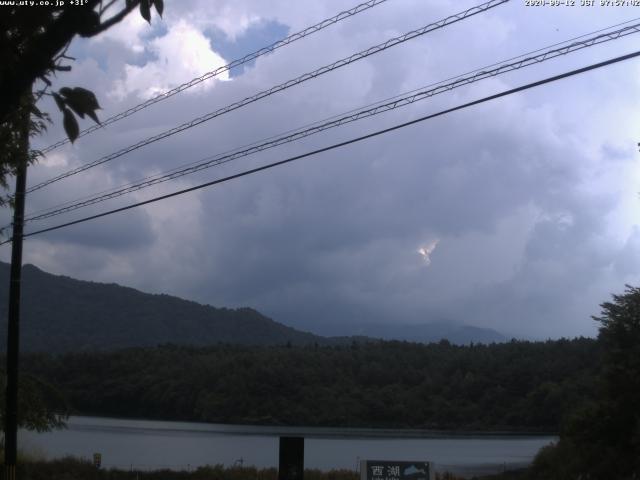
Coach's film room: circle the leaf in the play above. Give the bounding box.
[139,0,151,23]
[59,87,101,124]
[71,87,101,111]
[86,109,100,125]
[153,0,163,17]
[65,102,85,119]
[52,93,65,112]
[77,10,101,37]
[62,108,79,143]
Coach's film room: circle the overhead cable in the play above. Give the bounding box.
[5,49,638,245]
[28,15,640,220]
[39,0,393,154]
[26,0,510,195]
[22,20,640,223]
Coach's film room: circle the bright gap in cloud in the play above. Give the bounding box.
[112,19,229,100]
[417,239,439,266]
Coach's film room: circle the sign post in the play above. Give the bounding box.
[278,437,304,480]
[360,460,435,480]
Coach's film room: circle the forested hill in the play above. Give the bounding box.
[0,262,324,352]
[0,262,505,352]
[21,338,599,431]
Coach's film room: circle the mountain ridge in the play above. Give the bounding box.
[0,262,326,352]
[0,262,505,352]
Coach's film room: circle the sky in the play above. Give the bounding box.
[2,0,640,339]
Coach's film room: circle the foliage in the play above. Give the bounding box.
[0,371,68,433]
[0,95,47,199]
[528,285,640,479]
[15,457,357,480]
[0,0,163,199]
[10,456,487,480]
[19,338,598,431]
[469,470,528,480]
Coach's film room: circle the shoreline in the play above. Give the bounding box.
[61,414,559,439]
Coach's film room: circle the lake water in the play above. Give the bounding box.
[20,416,555,477]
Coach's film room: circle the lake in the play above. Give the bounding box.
[20,416,555,477]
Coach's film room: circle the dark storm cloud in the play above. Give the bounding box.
[3,0,639,339]
[34,208,155,251]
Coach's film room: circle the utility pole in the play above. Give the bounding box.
[4,112,29,480]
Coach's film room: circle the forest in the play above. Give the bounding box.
[18,337,598,431]
[4,286,640,479]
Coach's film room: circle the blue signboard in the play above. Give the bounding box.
[360,460,434,480]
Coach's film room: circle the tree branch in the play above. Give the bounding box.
[82,0,140,37]
[0,0,141,124]
[99,0,119,16]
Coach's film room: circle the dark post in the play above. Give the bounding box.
[278,437,304,480]
[4,132,28,480]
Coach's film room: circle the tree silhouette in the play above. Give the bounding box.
[532,285,640,479]
[0,0,163,199]
[0,0,164,436]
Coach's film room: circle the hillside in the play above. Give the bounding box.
[20,339,599,430]
[0,262,507,352]
[0,262,324,352]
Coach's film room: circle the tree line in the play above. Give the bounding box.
[5,285,640,479]
[16,337,599,432]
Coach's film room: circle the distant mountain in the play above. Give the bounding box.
[293,317,506,344]
[0,262,325,352]
[0,262,506,352]
[347,321,506,344]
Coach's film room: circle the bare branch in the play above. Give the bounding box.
[52,41,72,62]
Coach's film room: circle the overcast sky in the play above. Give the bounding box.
[3,0,640,339]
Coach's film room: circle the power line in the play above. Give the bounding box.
[22,20,640,224]
[5,49,638,245]
[25,15,640,221]
[39,0,392,154]
[26,0,510,195]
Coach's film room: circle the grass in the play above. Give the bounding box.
[7,456,532,480]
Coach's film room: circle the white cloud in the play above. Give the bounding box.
[111,19,229,100]
[37,152,69,169]
[6,0,640,340]
[89,9,150,53]
[417,240,439,266]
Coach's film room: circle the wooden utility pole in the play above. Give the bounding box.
[4,113,29,480]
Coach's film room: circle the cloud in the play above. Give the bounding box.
[4,0,640,341]
[41,207,155,251]
[111,19,229,100]
[614,227,640,277]
[418,240,439,266]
